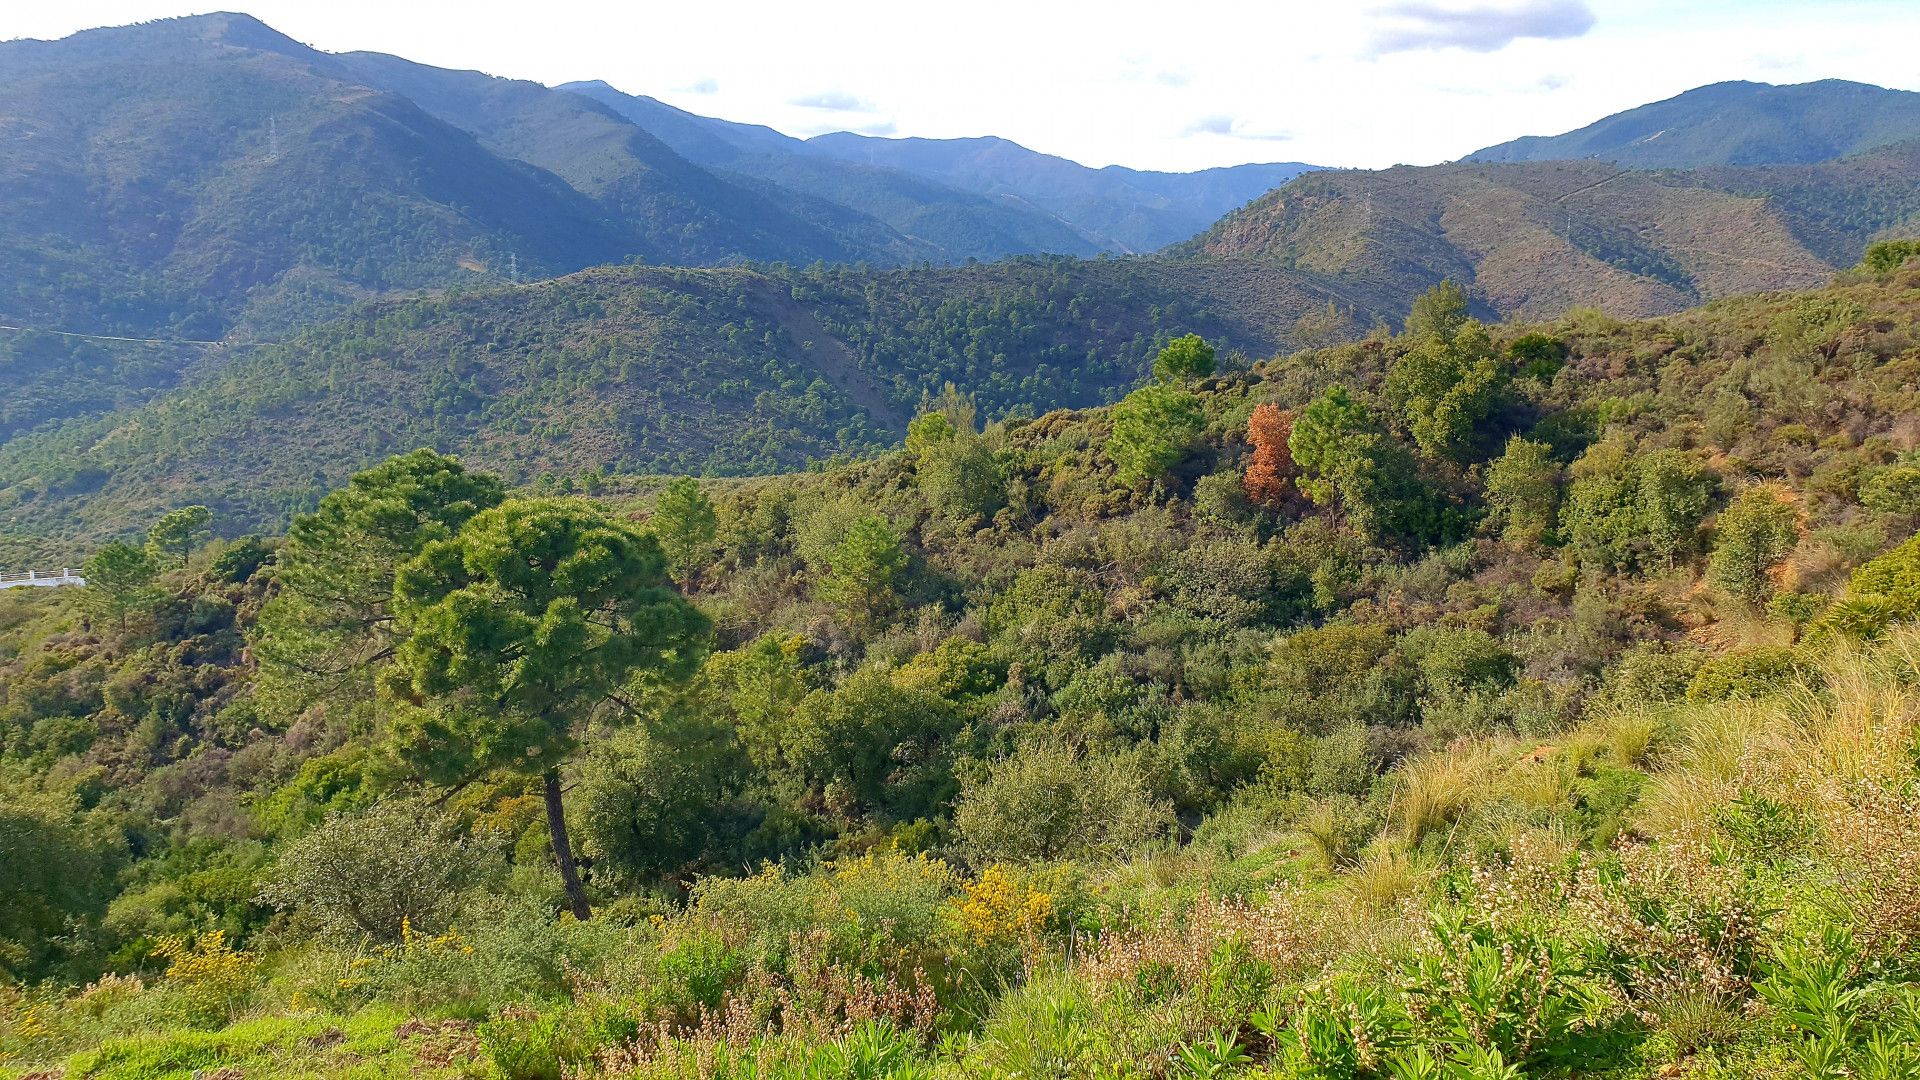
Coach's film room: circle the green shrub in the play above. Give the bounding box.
[1861,238,1920,274]
[1707,487,1802,603]
[256,798,497,943]
[953,743,1174,864]
[1686,648,1803,702]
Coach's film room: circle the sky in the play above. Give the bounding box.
[4,0,1918,172]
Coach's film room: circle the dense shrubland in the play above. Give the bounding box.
[5,259,1920,1078]
[0,258,1352,554]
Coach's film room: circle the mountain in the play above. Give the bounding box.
[560,81,1106,261]
[1467,79,1920,168]
[803,132,1318,252]
[560,81,1319,255]
[326,54,934,268]
[0,12,1326,348]
[0,13,631,338]
[1174,142,1920,321]
[0,257,1369,551]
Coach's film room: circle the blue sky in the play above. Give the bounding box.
[5,1,1917,171]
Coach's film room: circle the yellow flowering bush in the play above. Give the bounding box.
[953,864,1056,945]
[153,929,257,1024]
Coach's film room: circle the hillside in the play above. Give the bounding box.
[1468,78,1920,168]
[5,268,1920,1077]
[559,82,1110,261]
[804,132,1318,252]
[0,12,1324,352]
[0,13,630,338]
[1175,146,1920,320]
[562,81,1318,255]
[326,53,934,268]
[0,258,1367,554]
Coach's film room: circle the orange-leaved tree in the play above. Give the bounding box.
[1243,403,1299,510]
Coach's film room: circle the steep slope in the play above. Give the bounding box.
[560,81,1103,261]
[1468,79,1920,168]
[556,80,801,165]
[805,132,1318,252]
[1175,149,1920,321]
[0,258,1364,548]
[560,82,1316,255]
[332,54,931,267]
[0,13,628,339]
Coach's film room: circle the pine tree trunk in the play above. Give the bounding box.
[542,768,592,921]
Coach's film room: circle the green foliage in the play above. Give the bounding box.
[208,536,272,584]
[1812,534,1920,640]
[917,438,1004,526]
[81,542,159,631]
[1859,465,1920,515]
[953,742,1174,863]
[1290,386,1453,545]
[10,276,1920,1080]
[252,449,505,722]
[1637,450,1716,566]
[0,779,124,982]
[1290,386,1377,507]
[1686,647,1802,702]
[1404,280,1471,344]
[1507,333,1568,380]
[1107,382,1205,486]
[784,667,960,821]
[145,506,212,569]
[651,477,719,583]
[1387,319,1508,462]
[385,496,708,917]
[818,515,910,623]
[904,412,957,460]
[1152,333,1217,383]
[386,497,709,781]
[573,713,749,888]
[1481,437,1560,543]
[256,799,494,943]
[1861,237,1920,273]
[1564,441,1713,569]
[1707,487,1803,603]
[1402,909,1595,1068]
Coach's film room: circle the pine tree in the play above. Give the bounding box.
[385,498,709,919]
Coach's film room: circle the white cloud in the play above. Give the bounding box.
[1363,0,1596,56]
[1181,115,1295,142]
[6,1,1920,172]
[787,90,877,113]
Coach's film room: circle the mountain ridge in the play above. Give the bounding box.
[1467,78,1920,168]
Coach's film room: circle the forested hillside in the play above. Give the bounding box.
[4,254,1920,1078]
[1176,144,1920,321]
[0,257,1371,556]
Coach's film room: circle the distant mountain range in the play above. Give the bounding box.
[560,81,1317,256]
[0,12,1315,341]
[1467,80,1920,169]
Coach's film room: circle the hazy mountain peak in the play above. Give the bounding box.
[1466,78,1920,168]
